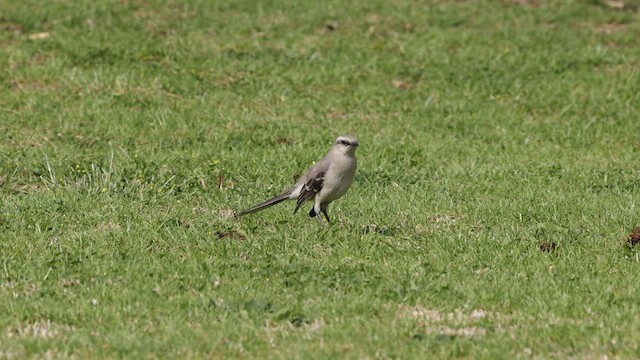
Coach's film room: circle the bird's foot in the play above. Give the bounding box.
[321,210,330,224]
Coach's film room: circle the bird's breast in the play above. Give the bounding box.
[321,157,357,201]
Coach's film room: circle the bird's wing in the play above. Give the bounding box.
[294,171,324,213]
[293,158,329,213]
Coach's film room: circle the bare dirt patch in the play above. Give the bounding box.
[11,183,47,193]
[1,22,24,34]
[218,208,237,218]
[216,230,246,241]
[603,0,639,11]
[96,221,123,233]
[273,137,294,145]
[539,241,557,252]
[413,214,465,234]
[431,214,457,225]
[322,22,338,32]
[625,227,640,248]
[401,306,489,338]
[0,282,39,298]
[503,0,540,7]
[361,223,396,236]
[6,320,73,339]
[577,21,631,34]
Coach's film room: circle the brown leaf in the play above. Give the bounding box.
[626,227,640,248]
[216,230,246,241]
[323,22,338,32]
[392,79,412,90]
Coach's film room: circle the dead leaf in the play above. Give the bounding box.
[28,32,50,40]
[605,0,625,9]
[323,22,338,32]
[392,79,412,89]
[626,227,640,248]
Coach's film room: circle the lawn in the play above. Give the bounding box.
[1,0,640,358]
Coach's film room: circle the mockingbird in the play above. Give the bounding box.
[236,135,359,225]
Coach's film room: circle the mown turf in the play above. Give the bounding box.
[1,0,640,358]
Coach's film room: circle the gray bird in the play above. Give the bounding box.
[236,135,359,225]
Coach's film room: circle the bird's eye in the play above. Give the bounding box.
[339,140,349,146]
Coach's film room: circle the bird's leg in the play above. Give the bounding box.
[313,202,326,226]
[321,204,330,223]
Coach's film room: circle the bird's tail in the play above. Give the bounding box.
[235,189,294,217]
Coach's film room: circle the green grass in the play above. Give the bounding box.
[1,0,640,358]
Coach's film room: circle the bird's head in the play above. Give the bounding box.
[333,135,359,156]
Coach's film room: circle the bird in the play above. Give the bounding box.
[235,135,359,225]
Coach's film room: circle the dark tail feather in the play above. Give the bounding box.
[235,189,293,217]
